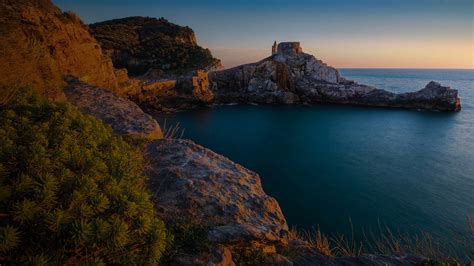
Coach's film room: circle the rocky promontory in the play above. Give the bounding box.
[90,17,223,76]
[210,42,461,112]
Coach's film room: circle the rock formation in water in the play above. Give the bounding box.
[0,0,130,100]
[90,16,224,76]
[210,42,461,112]
[65,78,163,140]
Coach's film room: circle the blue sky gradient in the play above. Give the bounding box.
[54,0,473,68]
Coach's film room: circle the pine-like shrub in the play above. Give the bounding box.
[0,88,167,264]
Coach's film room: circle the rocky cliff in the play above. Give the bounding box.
[0,0,125,100]
[210,43,461,112]
[146,139,288,246]
[90,17,223,76]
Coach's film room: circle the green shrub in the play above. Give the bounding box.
[0,88,167,264]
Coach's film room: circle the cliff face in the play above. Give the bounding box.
[0,0,122,100]
[90,17,223,76]
[210,43,461,112]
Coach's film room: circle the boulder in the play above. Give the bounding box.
[145,139,289,246]
[64,79,163,139]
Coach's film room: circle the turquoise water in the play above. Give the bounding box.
[155,69,474,254]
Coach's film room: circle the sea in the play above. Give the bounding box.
[154,69,474,257]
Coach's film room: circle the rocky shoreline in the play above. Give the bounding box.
[209,43,461,112]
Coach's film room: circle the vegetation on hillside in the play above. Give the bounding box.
[0,88,167,264]
[90,17,221,76]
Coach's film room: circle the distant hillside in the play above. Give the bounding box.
[90,17,223,76]
[0,0,122,100]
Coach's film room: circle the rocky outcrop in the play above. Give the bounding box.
[145,139,288,246]
[137,70,214,112]
[0,0,125,100]
[65,78,163,139]
[90,17,222,76]
[210,43,461,112]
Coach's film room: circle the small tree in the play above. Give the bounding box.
[0,88,167,264]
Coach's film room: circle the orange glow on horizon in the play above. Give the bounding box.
[209,40,474,70]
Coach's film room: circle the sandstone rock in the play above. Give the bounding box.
[90,17,222,76]
[210,43,461,112]
[64,79,163,139]
[0,0,124,99]
[136,70,214,112]
[145,139,289,246]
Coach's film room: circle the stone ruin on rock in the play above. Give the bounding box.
[272,41,303,55]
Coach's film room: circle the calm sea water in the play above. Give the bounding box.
[155,69,474,254]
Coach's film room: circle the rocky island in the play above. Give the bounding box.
[210,42,461,112]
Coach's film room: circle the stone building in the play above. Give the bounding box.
[272,41,303,55]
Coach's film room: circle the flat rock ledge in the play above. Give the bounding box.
[145,139,289,246]
[65,79,163,140]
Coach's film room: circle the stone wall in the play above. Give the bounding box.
[277,42,303,55]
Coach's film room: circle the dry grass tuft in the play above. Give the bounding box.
[289,217,472,263]
[289,226,333,256]
[162,119,185,139]
[330,218,363,257]
[310,227,333,256]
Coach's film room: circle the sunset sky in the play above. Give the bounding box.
[54,0,473,69]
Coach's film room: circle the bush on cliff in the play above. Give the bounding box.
[0,88,167,264]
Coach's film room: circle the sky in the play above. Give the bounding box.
[54,0,473,69]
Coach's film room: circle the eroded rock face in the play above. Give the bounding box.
[65,79,163,139]
[210,45,461,112]
[145,139,289,246]
[0,0,123,99]
[136,70,214,112]
[90,17,222,76]
[209,60,299,104]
